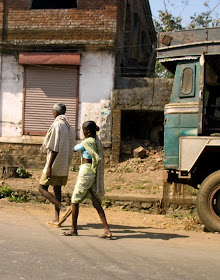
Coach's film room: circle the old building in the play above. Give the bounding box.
[0,0,162,168]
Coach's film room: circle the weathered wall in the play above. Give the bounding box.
[0,0,159,168]
[0,55,24,136]
[0,140,112,169]
[2,0,118,46]
[0,74,174,166]
[111,77,174,163]
[0,52,114,139]
[78,52,115,141]
[115,0,156,79]
[0,2,3,39]
[112,78,173,111]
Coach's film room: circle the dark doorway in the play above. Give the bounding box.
[32,0,77,9]
[121,110,164,157]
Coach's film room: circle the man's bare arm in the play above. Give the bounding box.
[46,150,58,178]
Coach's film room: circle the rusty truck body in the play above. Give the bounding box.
[157,27,220,232]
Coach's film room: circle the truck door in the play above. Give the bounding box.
[164,59,201,169]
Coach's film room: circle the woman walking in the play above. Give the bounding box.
[60,121,112,238]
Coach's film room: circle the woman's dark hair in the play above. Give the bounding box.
[82,121,99,136]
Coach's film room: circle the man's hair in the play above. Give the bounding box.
[53,103,66,114]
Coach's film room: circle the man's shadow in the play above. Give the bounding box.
[61,223,189,240]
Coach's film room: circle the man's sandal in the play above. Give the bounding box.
[46,221,61,228]
[57,208,72,226]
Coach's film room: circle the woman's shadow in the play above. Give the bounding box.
[61,223,189,240]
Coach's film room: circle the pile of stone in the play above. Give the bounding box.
[121,139,151,155]
[107,148,164,174]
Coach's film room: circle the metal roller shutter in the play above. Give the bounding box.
[23,66,78,135]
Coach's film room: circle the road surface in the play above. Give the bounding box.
[0,199,220,280]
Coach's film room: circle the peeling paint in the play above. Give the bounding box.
[0,53,115,142]
[0,55,24,137]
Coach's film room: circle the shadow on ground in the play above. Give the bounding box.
[60,223,189,240]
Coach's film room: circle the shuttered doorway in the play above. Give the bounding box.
[23,66,78,135]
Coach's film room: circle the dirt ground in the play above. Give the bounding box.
[0,198,203,232]
[0,150,205,232]
[1,150,165,196]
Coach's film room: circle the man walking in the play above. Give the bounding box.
[39,103,76,226]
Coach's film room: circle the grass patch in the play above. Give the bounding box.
[166,213,185,219]
[135,185,148,189]
[124,168,131,173]
[116,185,121,190]
[166,209,198,220]
[143,180,152,184]
[8,193,28,203]
[0,185,28,203]
[0,185,12,198]
[16,167,31,178]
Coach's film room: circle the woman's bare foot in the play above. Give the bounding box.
[61,230,78,236]
[98,230,112,239]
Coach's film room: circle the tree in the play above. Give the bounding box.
[154,0,184,33]
[153,61,174,79]
[153,0,186,78]
[153,0,220,31]
[189,2,220,28]
[153,0,220,78]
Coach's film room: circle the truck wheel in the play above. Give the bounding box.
[197,170,220,232]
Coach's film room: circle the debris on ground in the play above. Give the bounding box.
[107,148,164,174]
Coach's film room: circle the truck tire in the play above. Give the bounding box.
[196,170,220,232]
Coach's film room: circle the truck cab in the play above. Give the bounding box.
[157,27,220,232]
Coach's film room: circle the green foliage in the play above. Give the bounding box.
[153,61,174,79]
[189,2,220,28]
[124,168,131,173]
[153,1,220,78]
[166,210,198,220]
[116,185,121,189]
[143,180,152,184]
[189,12,220,28]
[136,186,148,190]
[16,167,31,178]
[154,10,183,33]
[0,185,28,203]
[0,186,12,198]
[154,1,220,32]
[8,193,28,203]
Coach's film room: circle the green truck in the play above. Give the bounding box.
[157,27,220,232]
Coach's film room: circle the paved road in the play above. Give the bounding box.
[0,201,220,280]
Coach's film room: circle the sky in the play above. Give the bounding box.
[148,0,220,27]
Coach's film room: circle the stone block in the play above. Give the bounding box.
[141,202,152,209]
[133,146,146,159]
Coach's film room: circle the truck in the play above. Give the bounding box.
[157,27,220,232]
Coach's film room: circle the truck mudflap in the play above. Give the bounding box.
[197,170,220,232]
